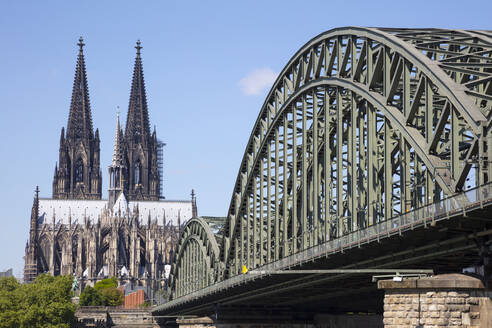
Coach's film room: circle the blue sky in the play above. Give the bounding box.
[0,0,490,277]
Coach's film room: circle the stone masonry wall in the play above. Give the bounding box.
[75,307,159,328]
[383,289,491,327]
[378,274,492,328]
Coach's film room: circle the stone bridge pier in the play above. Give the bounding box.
[378,274,492,328]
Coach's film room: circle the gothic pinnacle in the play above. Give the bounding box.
[112,108,124,166]
[30,186,40,233]
[135,40,142,56]
[78,36,85,53]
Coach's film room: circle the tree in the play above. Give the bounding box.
[79,285,104,306]
[0,274,76,328]
[80,277,124,307]
[0,277,22,327]
[100,287,124,306]
[94,276,118,291]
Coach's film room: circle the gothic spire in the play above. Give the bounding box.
[26,186,40,283]
[66,37,94,141]
[125,40,151,144]
[53,37,101,200]
[31,186,39,226]
[111,109,125,167]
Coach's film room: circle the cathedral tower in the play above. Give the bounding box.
[123,41,160,201]
[53,37,102,200]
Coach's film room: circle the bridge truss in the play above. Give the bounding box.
[164,27,492,312]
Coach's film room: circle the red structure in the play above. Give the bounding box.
[123,289,146,309]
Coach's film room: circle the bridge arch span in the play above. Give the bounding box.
[221,27,492,277]
[170,217,221,298]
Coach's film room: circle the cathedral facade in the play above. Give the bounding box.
[24,38,196,287]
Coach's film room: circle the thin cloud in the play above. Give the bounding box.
[239,67,278,96]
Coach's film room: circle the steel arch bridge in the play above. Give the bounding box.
[157,27,492,316]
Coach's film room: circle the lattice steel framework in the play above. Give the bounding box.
[171,27,492,298]
[171,218,221,298]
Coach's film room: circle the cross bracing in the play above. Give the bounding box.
[162,27,492,313]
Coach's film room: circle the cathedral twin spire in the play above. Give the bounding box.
[53,37,160,202]
[53,38,101,200]
[67,37,94,141]
[123,40,160,201]
[126,40,151,145]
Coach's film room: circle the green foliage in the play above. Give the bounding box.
[100,287,124,306]
[0,274,76,328]
[94,276,117,291]
[0,276,20,292]
[80,277,124,307]
[0,277,21,327]
[79,285,104,306]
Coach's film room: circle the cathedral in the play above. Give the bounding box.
[23,38,197,288]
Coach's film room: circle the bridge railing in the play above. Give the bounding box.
[161,183,492,309]
[251,182,492,268]
[285,183,492,269]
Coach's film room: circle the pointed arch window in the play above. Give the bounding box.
[134,160,142,185]
[66,156,71,176]
[75,158,84,183]
[115,169,120,188]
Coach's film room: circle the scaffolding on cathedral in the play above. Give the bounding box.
[157,139,166,199]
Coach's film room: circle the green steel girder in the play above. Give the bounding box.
[170,217,221,298]
[168,27,492,302]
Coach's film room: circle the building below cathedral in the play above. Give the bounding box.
[24,38,197,288]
